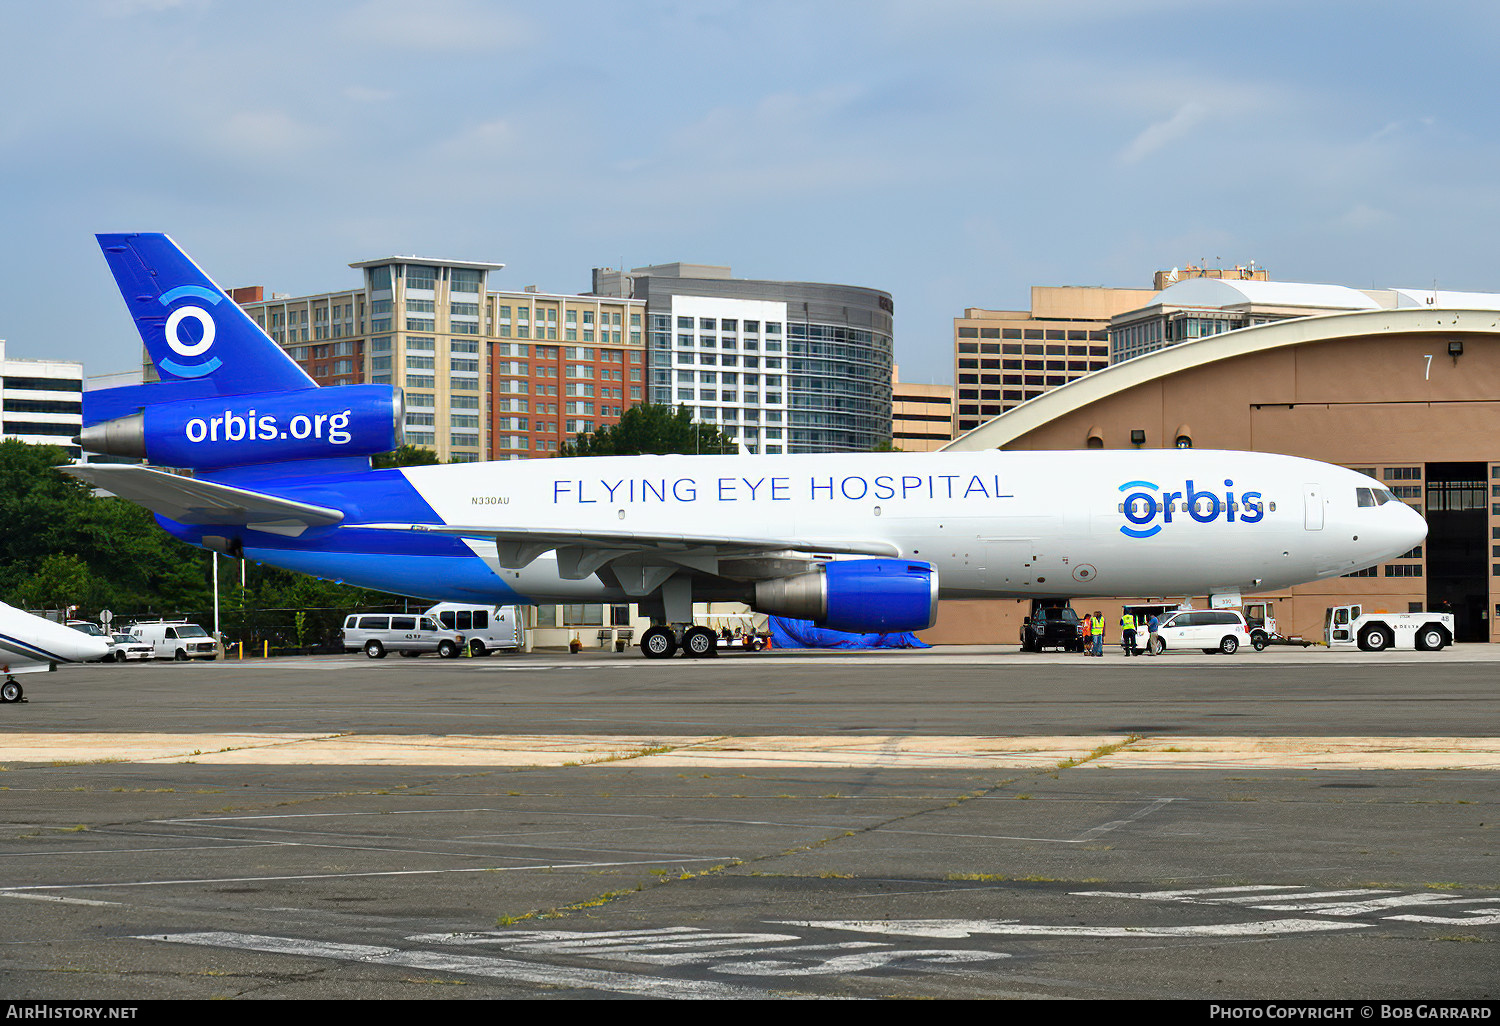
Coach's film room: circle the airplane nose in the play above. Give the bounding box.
[1397,500,1429,549]
[68,635,111,662]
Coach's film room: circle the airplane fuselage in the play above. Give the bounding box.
[171,448,1425,607]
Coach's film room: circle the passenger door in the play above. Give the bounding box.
[1304,483,1325,530]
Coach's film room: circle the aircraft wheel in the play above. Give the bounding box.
[640,626,676,659]
[682,626,718,658]
[364,640,386,659]
[2,680,22,703]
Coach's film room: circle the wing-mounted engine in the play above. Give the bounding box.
[753,559,939,633]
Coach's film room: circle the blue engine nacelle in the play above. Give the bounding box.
[79,384,403,470]
[753,559,939,633]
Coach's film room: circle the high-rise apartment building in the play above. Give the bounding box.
[236,259,645,462]
[593,263,894,453]
[1,341,83,458]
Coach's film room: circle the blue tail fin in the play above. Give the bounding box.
[96,233,315,396]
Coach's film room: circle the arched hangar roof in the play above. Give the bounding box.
[942,306,1500,452]
[1150,277,1380,311]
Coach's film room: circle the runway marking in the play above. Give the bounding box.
[136,931,774,999]
[0,856,733,894]
[0,891,120,907]
[1073,885,1500,924]
[776,918,1366,939]
[406,925,1009,976]
[882,796,1179,844]
[8,732,1498,769]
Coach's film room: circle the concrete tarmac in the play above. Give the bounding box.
[1,647,1496,1000]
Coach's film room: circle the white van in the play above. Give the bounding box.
[341,613,463,659]
[1146,609,1252,655]
[128,621,219,661]
[425,603,523,655]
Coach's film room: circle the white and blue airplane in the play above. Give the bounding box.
[1,601,112,701]
[66,234,1427,657]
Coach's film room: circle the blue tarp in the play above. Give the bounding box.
[769,616,931,649]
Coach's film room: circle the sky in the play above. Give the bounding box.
[3,0,1499,385]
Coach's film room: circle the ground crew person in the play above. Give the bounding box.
[1120,611,1138,656]
[1145,613,1160,655]
[1079,612,1093,654]
[1090,610,1105,656]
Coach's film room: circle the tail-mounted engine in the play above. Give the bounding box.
[80,384,404,470]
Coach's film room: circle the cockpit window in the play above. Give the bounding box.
[1356,487,1375,507]
[1374,488,1396,505]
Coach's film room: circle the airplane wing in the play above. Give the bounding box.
[60,464,343,536]
[359,521,904,583]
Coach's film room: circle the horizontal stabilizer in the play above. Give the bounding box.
[61,464,343,536]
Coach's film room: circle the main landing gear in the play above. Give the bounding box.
[2,675,24,704]
[640,624,719,659]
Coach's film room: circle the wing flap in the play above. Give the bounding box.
[360,521,902,570]
[62,464,343,533]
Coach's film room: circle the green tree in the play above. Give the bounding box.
[560,404,736,456]
[372,445,442,468]
[12,553,95,614]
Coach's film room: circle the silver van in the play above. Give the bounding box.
[341,614,463,659]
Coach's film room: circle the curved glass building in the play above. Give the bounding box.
[593,263,893,454]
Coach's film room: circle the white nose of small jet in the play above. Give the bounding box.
[68,634,112,663]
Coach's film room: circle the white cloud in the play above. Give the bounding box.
[1118,101,1211,164]
[341,0,535,52]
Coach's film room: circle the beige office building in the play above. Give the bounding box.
[237,261,645,462]
[954,286,1154,436]
[891,367,954,451]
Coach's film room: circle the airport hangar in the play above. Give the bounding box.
[925,304,1500,647]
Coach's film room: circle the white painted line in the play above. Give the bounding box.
[409,927,705,944]
[1193,889,1398,906]
[0,891,120,907]
[1261,895,1500,916]
[1073,885,1306,900]
[1071,797,1179,841]
[139,931,776,998]
[777,918,1369,938]
[714,948,1010,976]
[1388,912,1500,925]
[0,843,278,859]
[611,942,889,967]
[0,856,730,893]
[506,932,803,955]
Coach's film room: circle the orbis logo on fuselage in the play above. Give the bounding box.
[157,285,222,379]
[1118,479,1265,539]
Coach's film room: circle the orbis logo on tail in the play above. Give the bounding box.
[1118,479,1266,538]
[157,285,223,379]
